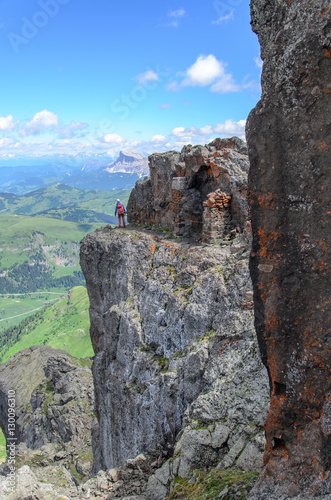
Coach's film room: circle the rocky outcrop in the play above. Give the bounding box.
[127,137,249,242]
[246,0,331,497]
[80,225,270,492]
[0,346,94,481]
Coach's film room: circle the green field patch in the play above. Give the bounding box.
[0,286,93,363]
[0,292,64,333]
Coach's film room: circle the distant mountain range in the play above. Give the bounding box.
[0,183,130,222]
[0,150,149,194]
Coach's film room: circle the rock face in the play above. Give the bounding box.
[127,137,249,243]
[80,225,270,484]
[0,346,94,479]
[246,1,331,497]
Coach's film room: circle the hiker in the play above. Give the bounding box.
[115,199,126,227]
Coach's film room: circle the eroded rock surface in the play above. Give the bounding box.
[127,137,249,242]
[246,0,331,497]
[0,346,94,482]
[80,225,269,491]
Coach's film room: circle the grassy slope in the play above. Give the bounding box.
[0,214,105,298]
[0,292,64,333]
[0,286,93,363]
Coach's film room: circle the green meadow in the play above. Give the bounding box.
[0,286,93,363]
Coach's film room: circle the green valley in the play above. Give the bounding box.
[0,286,93,363]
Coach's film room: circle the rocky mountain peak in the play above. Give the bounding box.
[105,149,149,175]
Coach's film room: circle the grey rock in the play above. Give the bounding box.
[217,437,246,469]
[0,465,70,500]
[154,460,170,486]
[211,422,231,448]
[80,228,270,474]
[0,346,94,479]
[127,138,249,241]
[145,475,168,500]
[236,435,265,471]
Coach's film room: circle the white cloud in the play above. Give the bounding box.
[168,54,254,94]
[212,9,234,24]
[198,125,213,136]
[171,126,186,137]
[182,55,223,87]
[103,133,125,144]
[170,119,246,142]
[58,122,88,139]
[135,70,159,87]
[0,138,14,147]
[21,110,58,136]
[151,135,167,143]
[214,119,246,136]
[210,73,241,93]
[0,115,18,131]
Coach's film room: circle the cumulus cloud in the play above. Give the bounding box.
[21,110,58,136]
[151,135,167,143]
[182,55,224,87]
[58,121,88,139]
[171,126,186,137]
[0,115,18,131]
[135,70,159,87]
[214,119,246,136]
[103,133,125,144]
[173,54,243,93]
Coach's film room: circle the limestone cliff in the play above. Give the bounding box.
[246,0,331,497]
[80,141,270,498]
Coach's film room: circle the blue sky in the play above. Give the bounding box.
[0,0,262,163]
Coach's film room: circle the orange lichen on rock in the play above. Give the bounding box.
[247,0,331,496]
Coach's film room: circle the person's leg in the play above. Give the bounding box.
[118,215,121,227]
[123,214,126,227]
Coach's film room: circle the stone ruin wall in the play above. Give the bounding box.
[127,137,250,244]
